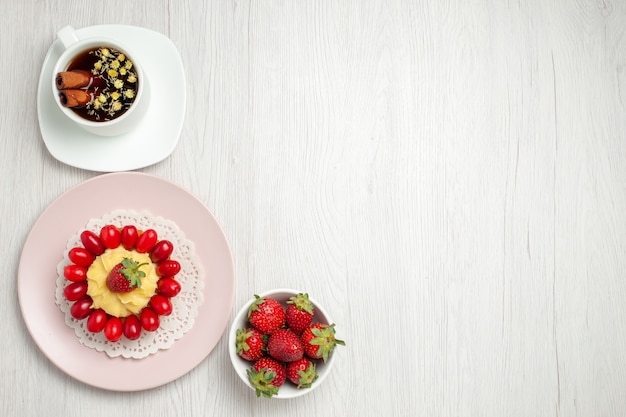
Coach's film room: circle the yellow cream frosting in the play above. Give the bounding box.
[87,247,158,317]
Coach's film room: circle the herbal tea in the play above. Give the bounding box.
[55,46,139,122]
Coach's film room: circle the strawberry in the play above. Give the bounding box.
[246,357,286,398]
[105,257,148,293]
[286,358,318,388]
[236,327,266,361]
[267,329,304,362]
[247,295,285,334]
[285,293,314,334]
[301,323,345,362]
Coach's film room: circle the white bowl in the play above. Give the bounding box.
[228,289,338,399]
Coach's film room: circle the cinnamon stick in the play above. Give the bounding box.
[58,89,96,108]
[56,70,104,90]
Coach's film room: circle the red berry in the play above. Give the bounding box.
[236,327,266,361]
[150,294,173,316]
[120,225,138,250]
[64,264,87,282]
[104,317,123,342]
[150,240,174,263]
[140,308,160,332]
[80,230,105,256]
[86,310,107,333]
[105,258,147,293]
[247,357,286,398]
[156,277,181,297]
[267,329,304,362]
[122,315,142,340]
[99,225,121,249]
[68,247,95,267]
[286,358,318,388]
[156,259,181,278]
[301,323,345,362]
[70,296,93,320]
[247,295,285,334]
[63,281,88,301]
[135,229,158,253]
[285,293,314,334]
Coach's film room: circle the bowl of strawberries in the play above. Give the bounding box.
[228,289,345,399]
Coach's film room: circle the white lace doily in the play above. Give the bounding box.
[55,210,204,359]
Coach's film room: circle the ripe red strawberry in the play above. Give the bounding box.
[247,295,285,334]
[246,357,286,398]
[267,329,304,362]
[301,323,345,362]
[285,293,314,334]
[236,327,266,361]
[106,257,147,293]
[286,358,318,388]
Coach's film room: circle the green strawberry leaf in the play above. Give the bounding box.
[119,257,148,289]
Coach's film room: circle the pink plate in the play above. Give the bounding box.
[17,172,235,391]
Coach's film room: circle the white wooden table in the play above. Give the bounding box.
[2,1,626,416]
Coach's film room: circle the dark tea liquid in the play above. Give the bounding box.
[63,47,139,122]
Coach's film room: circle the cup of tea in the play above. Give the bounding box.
[51,26,150,137]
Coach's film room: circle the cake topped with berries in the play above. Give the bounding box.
[55,210,204,359]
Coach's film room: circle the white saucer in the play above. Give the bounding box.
[37,25,186,172]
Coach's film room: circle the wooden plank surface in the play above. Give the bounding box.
[1,1,625,416]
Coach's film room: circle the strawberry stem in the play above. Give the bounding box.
[120,257,148,288]
[287,293,314,314]
[247,367,280,398]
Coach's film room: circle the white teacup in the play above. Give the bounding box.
[51,25,150,137]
